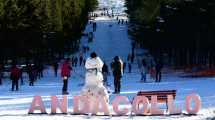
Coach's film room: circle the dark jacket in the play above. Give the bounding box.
[102,64,109,73]
[155,60,163,71]
[111,60,123,77]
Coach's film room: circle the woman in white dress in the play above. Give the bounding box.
[81,52,109,102]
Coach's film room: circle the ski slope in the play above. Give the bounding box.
[0,0,215,120]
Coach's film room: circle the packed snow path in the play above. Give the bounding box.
[0,0,215,120]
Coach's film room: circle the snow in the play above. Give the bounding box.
[0,0,215,119]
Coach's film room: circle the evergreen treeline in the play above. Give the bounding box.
[0,0,98,63]
[126,0,215,68]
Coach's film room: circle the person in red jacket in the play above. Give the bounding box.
[61,58,72,95]
[10,63,21,91]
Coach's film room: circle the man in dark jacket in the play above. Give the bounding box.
[10,64,21,91]
[111,56,123,94]
[27,64,34,86]
[155,59,163,82]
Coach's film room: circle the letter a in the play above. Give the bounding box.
[28,96,47,114]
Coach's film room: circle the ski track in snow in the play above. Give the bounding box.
[0,0,215,119]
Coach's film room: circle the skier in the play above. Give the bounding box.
[81,52,109,110]
[140,59,147,82]
[10,63,21,91]
[111,56,123,94]
[61,58,72,95]
[102,62,109,86]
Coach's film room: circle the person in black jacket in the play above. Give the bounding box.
[102,62,109,86]
[27,64,34,86]
[111,56,123,94]
[155,59,163,82]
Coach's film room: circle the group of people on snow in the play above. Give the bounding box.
[0,51,163,94]
[59,52,124,95]
[138,56,164,83]
[0,60,44,91]
[117,19,128,25]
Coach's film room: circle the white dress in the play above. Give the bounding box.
[81,57,109,102]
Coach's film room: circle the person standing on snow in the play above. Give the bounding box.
[81,52,109,105]
[53,61,58,77]
[140,59,147,82]
[111,56,123,94]
[155,59,163,82]
[102,62,109,86]
[10,63,21,91]
[61,58,72,95]
[27,64,34,86]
